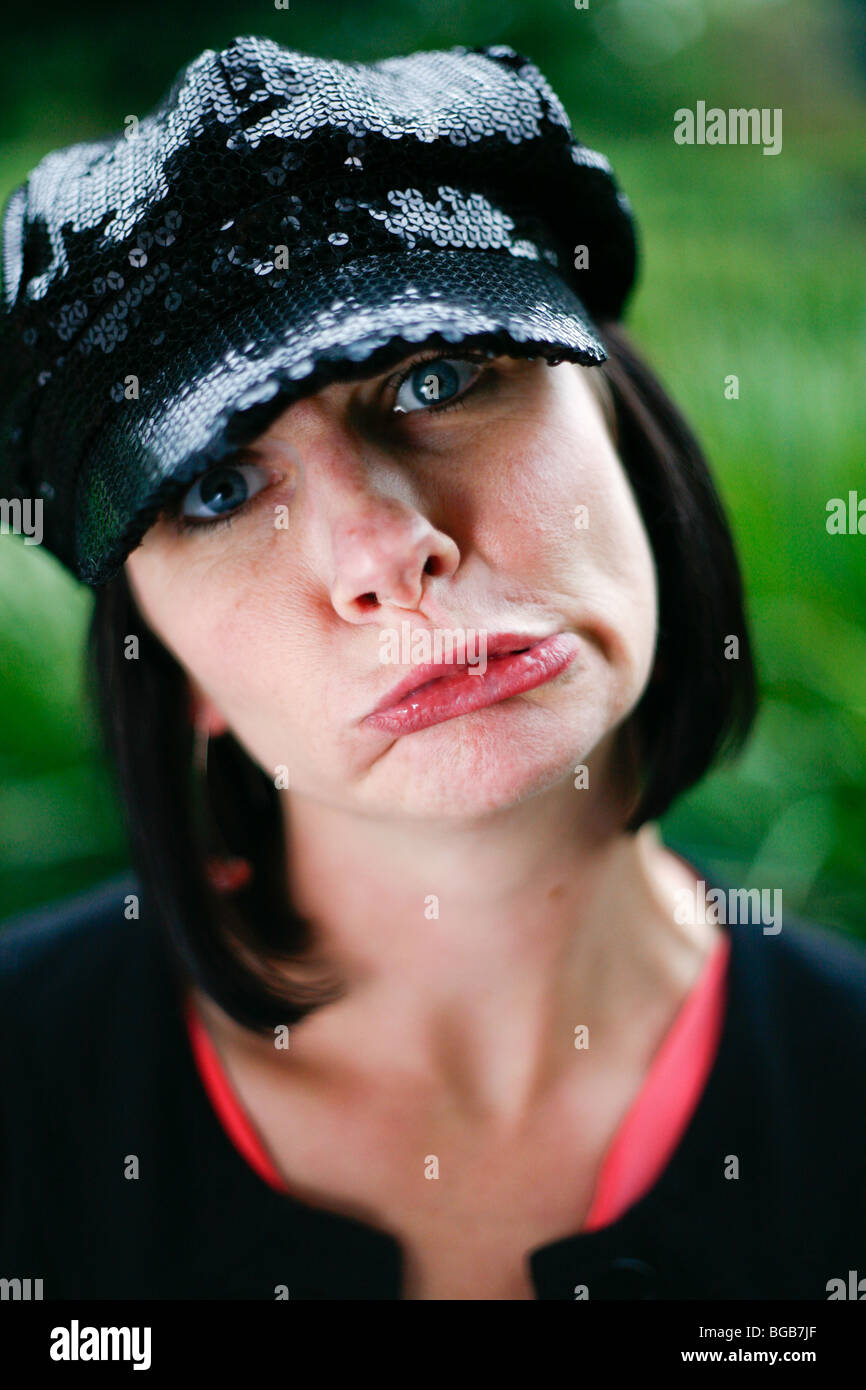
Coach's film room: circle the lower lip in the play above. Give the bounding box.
[362,633,581,736]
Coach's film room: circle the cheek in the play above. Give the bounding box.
[481,418,657,602]
[477,415,659,692]
[572,463,659,701]
[129,546,309,730]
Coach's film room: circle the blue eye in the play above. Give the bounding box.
[392,357,481,414]
[180,462,271,524]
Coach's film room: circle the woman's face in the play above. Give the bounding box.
[124,349,658,819]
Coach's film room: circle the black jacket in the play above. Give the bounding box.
[1,872,865,1300]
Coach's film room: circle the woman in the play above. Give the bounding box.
[1,36,864,1302]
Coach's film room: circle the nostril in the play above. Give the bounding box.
[423,556,440,576]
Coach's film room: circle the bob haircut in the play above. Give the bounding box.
[85,321,758,1032]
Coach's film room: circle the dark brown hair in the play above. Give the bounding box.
[86,322,758,1031]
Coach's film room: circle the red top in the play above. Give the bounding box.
[183,931,730,1232]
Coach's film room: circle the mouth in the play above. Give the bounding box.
[361,631,581,736]
[367,633,547,717]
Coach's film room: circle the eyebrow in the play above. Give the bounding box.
[205,444,266,468]
[212,346,506,460]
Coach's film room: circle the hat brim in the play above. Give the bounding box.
[75,249,607,585]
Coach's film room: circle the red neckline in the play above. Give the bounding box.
[183,931,731,1229]
[184,995,287,1192]
[582,930,729,1229]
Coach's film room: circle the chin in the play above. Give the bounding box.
[355,699,616,820]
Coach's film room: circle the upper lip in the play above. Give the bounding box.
[364,631,553,718]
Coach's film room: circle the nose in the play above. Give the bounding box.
[330,496,460,622]
[264,391,462,622]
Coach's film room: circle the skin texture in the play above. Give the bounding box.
[125,350,720,1297]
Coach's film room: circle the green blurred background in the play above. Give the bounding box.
[1,0,864,938]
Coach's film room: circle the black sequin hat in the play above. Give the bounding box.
[0,36,638,586]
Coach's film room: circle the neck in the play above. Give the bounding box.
[265,746,719,1123]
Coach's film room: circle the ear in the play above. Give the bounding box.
[186,676,230,737]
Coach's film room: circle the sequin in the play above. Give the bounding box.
[0,36,636,586]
